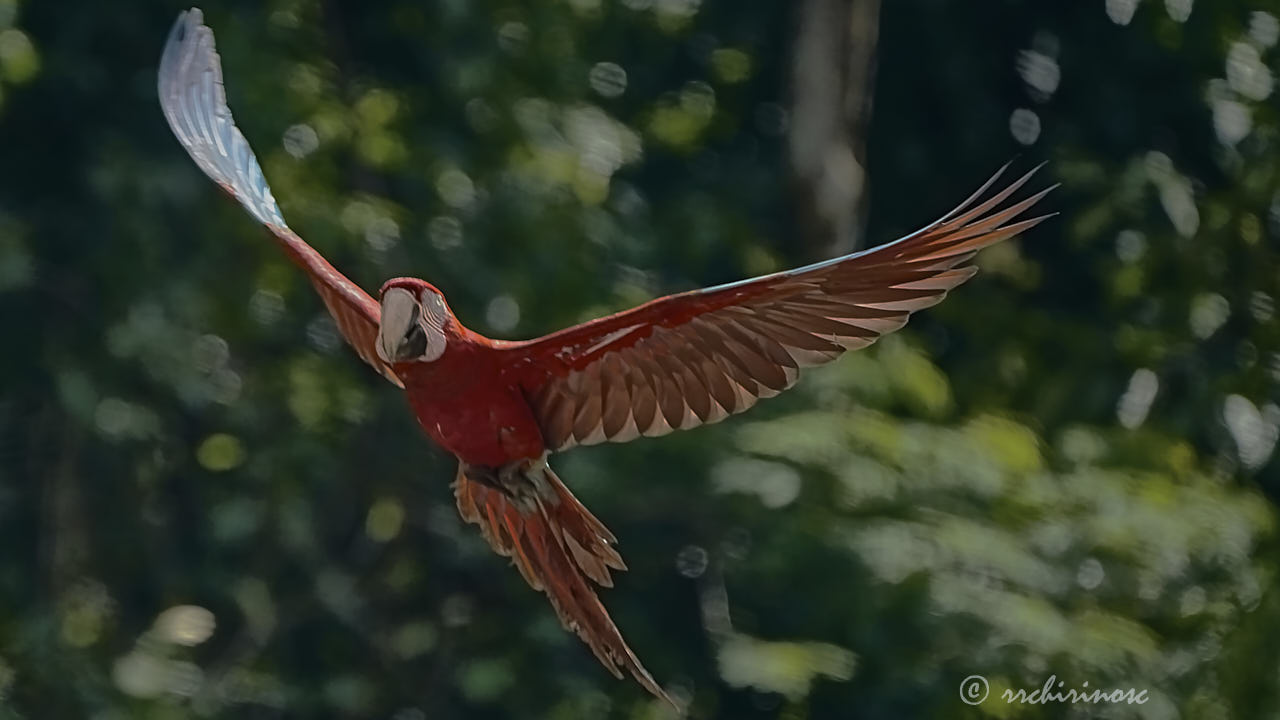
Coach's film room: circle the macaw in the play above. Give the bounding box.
[158,8,1052,704]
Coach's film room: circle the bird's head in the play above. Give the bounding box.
[376,278,451,364]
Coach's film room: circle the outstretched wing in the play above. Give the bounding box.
[512,164,1054,450]
[158,8,402,388]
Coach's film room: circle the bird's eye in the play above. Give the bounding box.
[402,323,429,358]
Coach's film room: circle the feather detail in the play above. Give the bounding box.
[512,164,1054,450]
[453,460,668,705]
[158,9,402,388]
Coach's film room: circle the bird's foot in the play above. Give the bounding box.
[490,455,557,511]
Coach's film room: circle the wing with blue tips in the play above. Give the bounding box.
[158,8,402,388]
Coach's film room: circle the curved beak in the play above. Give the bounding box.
[377,288,421,363]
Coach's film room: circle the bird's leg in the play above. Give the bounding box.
[495,454,558,510]
[463,463,503,491]
[496,461,519,489]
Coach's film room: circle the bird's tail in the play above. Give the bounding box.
[453,458,671,704]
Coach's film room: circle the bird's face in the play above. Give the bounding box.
[377,285,449,364]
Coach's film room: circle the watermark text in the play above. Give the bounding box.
[960,674,1149,707]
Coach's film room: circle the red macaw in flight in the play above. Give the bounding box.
[159,8,1052,704]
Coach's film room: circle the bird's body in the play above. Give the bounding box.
[404,355,543,468]
[405,349,524,463]
[158,7,1053,705]
[382,300,544,466]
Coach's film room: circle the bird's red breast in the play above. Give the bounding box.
[397,339,547,467]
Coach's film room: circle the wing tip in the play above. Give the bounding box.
[163,7,206,56]
[159,7,213,101]
[1021,210,1059,228]
[167,8,199,46]
[176,7,204,33]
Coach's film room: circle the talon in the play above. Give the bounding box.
[497,463,521,488]
[463,464,502,490]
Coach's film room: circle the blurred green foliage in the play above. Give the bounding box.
[1,0,1279,718]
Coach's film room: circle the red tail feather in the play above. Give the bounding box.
[453,460,671,705]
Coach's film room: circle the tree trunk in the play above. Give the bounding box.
[788,0,880,256]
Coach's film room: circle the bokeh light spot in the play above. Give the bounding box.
[197,433,246,472]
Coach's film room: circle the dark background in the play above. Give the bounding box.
[1,0,1278,718]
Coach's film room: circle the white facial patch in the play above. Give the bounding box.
[420,289,449,329]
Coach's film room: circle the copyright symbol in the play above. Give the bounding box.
[960,675,989,705]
